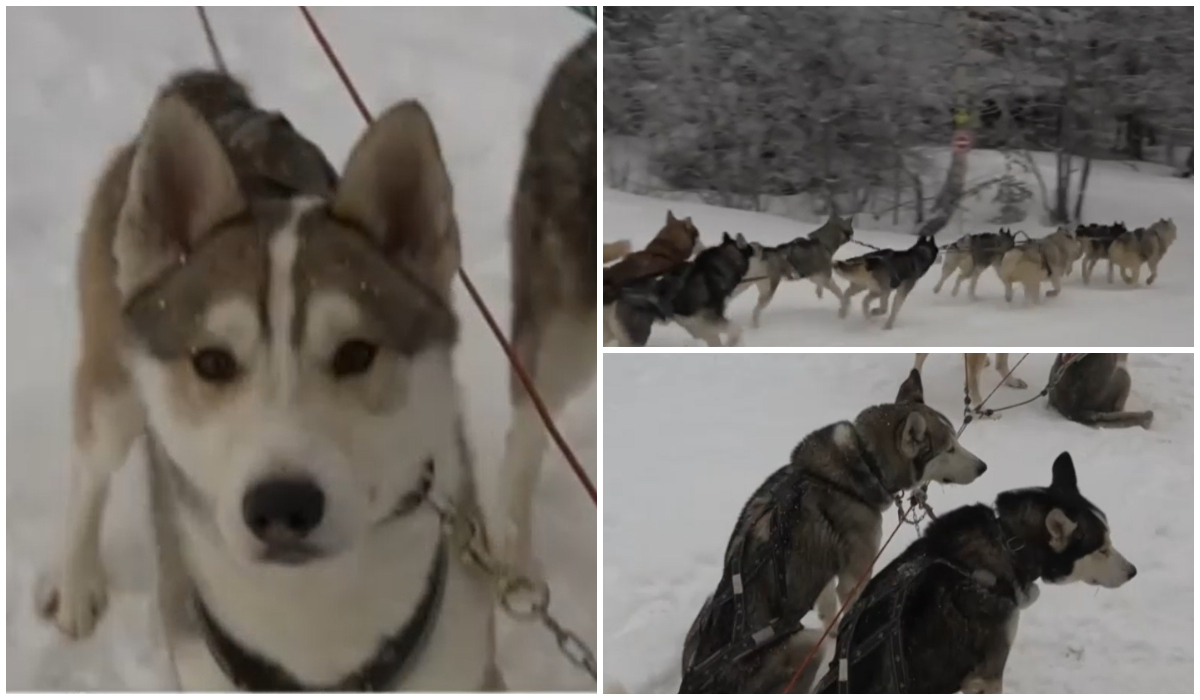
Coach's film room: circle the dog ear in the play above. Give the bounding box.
[722,232,733,244]
[895,368,924,404]
[1050,451,1078,493]
[667,210,677,224]
[898,411,927,459]
[333,100,459,297]
[735,233,748,246]
[1045,508,1077,552]
[684,216,694,226]
[116,94,245,297]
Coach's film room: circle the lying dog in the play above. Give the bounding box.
[834,235,939,330]
[1048,353,1153,429]
[913,353,1028,411]
[678,369,986,692]
[36,69,498,691]
[809,451,1136,694]
[997,227,1083,304]
[931,229,1016,300]
[1108,218,1177,287]
[501,32,597,572]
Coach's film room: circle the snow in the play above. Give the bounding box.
[603,148,1194,346]
[603,353,1193,693]
[6,7,595,691]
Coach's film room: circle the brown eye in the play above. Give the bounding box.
[192,348,240,384]
[332,340,378,378]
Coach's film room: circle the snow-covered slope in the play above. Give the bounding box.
[603,353,1192,693]
[603,149,1193,346]
[6,7,595,691]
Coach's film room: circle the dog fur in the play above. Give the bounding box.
[997,227,1082,304]
[1048,354,1153,429]
[834,235,939,330]
[931,229,1016,300]
[36,69,500,691]
[604,239,632,264]
[1108,218,1177,286]
[1077,222,1128,285]
[603,210,701,288]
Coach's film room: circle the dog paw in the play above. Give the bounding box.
[1140,412,1155,429]
[36,561,109,639]
[1016,582,1041,609]
[1004,378,1028,390]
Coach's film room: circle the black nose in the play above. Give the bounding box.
[977,462,988,475]
[1128,565,1138,579]
[242,478,326,542]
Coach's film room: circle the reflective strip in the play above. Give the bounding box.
[751,625,775,646]
[732,573,744,596]
[839,657,849,682]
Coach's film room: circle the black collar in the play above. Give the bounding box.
[195,535,449,691]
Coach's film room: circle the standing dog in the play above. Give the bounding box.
[834,235,939,330]
[913,353,1028,411]
[931,229,1016,300]
[1048,354,1153,429]
[733,214,855,328]
[678,369,987,693]
[996,227,1082,304]
[36,70,499,690]
[1077,222,1127,285]
[501,32,597,573]
[1108,218,1177,286]
[809,452,1136,694]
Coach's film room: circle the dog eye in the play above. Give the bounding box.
[192,348,240,384]
[331,339,378,378]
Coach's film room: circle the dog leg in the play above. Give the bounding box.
[1106,259,1115,284]
[674,314,726,347]
[860,290,879,320]
[1046,272,1063,298]
[500,313,594,573]
[1003,280,1014,303]
[751,276,780,329]
[993,353,1028,390]
[1081,256,1093,285]
[816,274,845,306]
[815,578,841,636]
[966,268,986,300]
[966,353,988,406]
[870,290,892,317]
[913,353,929,372]
[1146,257,1159,285]
[839,283,863,319]
[932,261,955,294]
[37,376,144,638]
[881,288,908,330]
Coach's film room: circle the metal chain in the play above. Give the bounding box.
[428,496,597,681]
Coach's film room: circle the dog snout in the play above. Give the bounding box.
[242,477,326,543]
[976,461,988,476]
[1127,564,1138,580]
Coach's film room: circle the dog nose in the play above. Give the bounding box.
[242,477,326,541]
[1128,565,1138,580]
[977,462,988,475]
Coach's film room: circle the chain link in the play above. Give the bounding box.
[428,496,597,681]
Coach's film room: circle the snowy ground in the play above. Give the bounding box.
[6,7,595,691]
[603,353,1193,693]
[603,149,1194,346]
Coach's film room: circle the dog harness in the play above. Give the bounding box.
[680,441,889,693]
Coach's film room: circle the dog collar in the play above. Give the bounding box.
[194,534,449,691]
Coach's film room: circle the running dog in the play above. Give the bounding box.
[732,214,855,328]
[931,229,1016,300]
[1077,222,1128,285]
[1048,354,1153,429]
[678,369,987,693]
[808,451,1136,694]
[1108,218,1177,286]
[913,353,1028,412]
[996,227,1082,304]
[501,32,597,573]
[35,69,499,691]
[834,235,939,330]
[603,240,632,264]
[602,210,701,287]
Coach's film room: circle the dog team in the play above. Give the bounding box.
[679,353,1143,693]
[603,212,1179,346]
[35,30,597,692]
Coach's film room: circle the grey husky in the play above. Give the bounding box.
[834,235,939,330]
[1048,353,1153,429]
[1108,218,1178,287]
[808,451,1136,694]
[500,31,596,572]
[732,214,855,327]
[606,232,753,347]
[1077,222,1128,285]
[678,369,987,693]
[931,229,1016,300]
[35,69,499,690]
[997,227,1083,303]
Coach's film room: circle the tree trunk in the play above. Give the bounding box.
[1073,155,1092,222]
[911,171,924,224]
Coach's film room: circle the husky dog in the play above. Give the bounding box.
[35,70,499,691]
[809,452,1136,694]
[834,235,938,330]
[1048,353,1153,429]
[913,353,1028,411]
[733,214,855,328]
[997,227,1082,304]
[678,369,987,693]
[501,32,597,573]
[606,232,753,347]
[931,229,1016,300]
[1077,222,1128,285]
[1108,218,1177,286]
[603,210,701,287]
[603,239,632,264]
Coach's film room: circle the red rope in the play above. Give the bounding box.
[296,6,595,504]
[779,502,915,693]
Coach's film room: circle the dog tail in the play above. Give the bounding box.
[604,239,634,264]
[832,258,868,280]
[1069,410,1154,430]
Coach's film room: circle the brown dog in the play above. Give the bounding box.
[603,239,633,264]
[913,353,1028,410]
[602,210,701,286]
